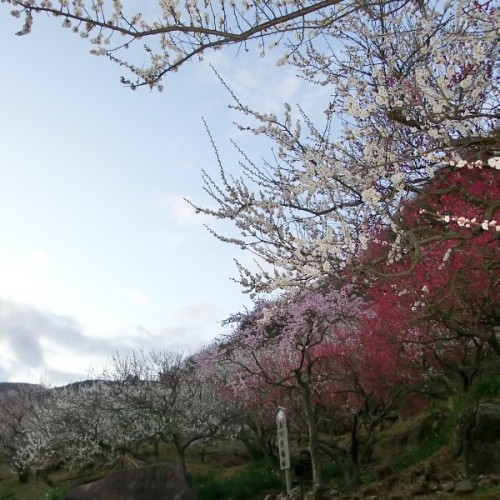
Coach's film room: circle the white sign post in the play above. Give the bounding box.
[276,407,291,495]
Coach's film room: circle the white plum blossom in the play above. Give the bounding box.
[3,0,497,291]
[189,1,498,291]
[488,157,500,170]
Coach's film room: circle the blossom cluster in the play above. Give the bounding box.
[190,0,498,292]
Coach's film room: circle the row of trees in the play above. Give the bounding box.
[0,351,242,482]
[0,196,495,488]
[1,159,494,491]
[0,0,498,497]
[199,153,499,491]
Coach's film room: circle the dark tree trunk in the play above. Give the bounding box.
[300,380,323,498]
[347,415,361,488]
[172,435,188,479]
[18,465,30,483]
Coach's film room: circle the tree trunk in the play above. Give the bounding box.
[301,382,323,498]
[172,435,188,478]
[18,465,30,483]
[347,415,361,489]
[238,436,266,460]
[490,331,500,356]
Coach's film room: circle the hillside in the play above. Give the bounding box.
[0,372,499,499]
[0,383,44,394]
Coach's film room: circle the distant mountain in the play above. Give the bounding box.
[59,379,102,390]
[0,380,102,394]
[0,379,149,395]
[0,382,44,393]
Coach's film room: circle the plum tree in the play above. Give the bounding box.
[218,287,428,491]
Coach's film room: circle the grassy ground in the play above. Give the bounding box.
[0,463,50,500]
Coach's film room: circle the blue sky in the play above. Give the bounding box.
[0,10,330,384]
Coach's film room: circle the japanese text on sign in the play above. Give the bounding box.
[276,408,290,470]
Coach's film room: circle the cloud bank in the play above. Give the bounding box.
[0,296,227,386]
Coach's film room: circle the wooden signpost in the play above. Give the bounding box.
[276,407,291,495]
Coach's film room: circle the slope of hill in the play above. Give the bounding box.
[0,374,499,499]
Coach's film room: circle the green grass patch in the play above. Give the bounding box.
[0,493,16,500]
[473,484,500,497]
[44,482,71,500]
[321,461,343,481]
[0,463,51,500]
[398,373,500,471]
[463,374,500,405]
[192,459,281,500]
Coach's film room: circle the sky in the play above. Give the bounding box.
[0,7,330,385]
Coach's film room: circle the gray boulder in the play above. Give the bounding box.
[454,479,474,494]
[64,463,195,500]
[462,402,500,476]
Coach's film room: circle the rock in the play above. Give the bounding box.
[489,474,500,485]
[453,479,474,494]
[462,402,500,476]
[64,463,195,500]
[477,475,489,485]
[440,481,455,492]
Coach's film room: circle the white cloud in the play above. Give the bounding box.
[25,251,52,271]
[136,301,226,353]
[200,50,327,116]
[177,302,225,326]
[0,297,113,384]
[118,288,152,307]
[0,292,233,385]
[0,254,55,307]
[160,194,206,226]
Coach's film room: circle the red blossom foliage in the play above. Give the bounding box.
[360,163,499,354]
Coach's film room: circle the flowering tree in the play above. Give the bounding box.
[2,0,357,89]
[364,279,493,397]
[3,2,496,295]
[192,343,280,461]
[9,350,237,480]
[22,383,133,472]
[0,384,48,482]
[218,289,363,493]
[6,379,171,480]
[96,349,238,475]
[360,159,499,355]
[97,350,188,466]
[218,286,430,490]
[315,304,428,486]
[2,1,422,90]
[3,3,497,489]
[192,0,498,293]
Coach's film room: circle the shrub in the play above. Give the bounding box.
[45,483,71,500]
[192,459,281,499]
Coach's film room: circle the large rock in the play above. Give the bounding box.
[64,463,195,500]
[462,402,500,476]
